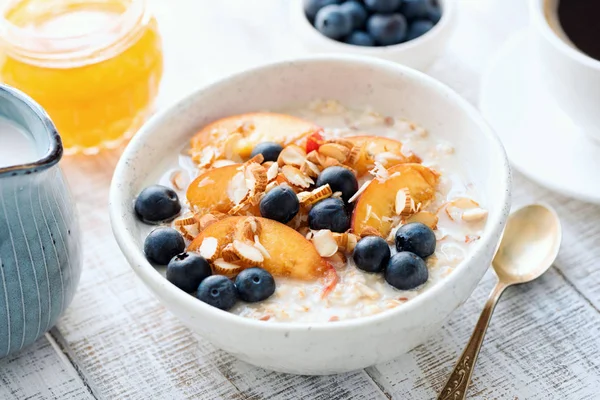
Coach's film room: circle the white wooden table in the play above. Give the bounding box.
[3,1,600,399]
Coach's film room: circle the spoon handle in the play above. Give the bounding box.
[437,281,508,400]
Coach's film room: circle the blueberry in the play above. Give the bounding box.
[304,0,341,21]
[345,31,375,46]
[394,222,436,258]
[353,236,391,273]
[385,251,428,290]
[196,275,237,310]
[339,1,368,29]
[166,252,212,293]
[260,186,299,223]
[315,166,358,202]
[251,142,283,162]
[367,14,408,45]
[308,197,350,233]
[427,5,442,23]
[144,227,185,265]
[235,267,276,303]
[315,4,353,40]
[399,0,430,20]
[135,185,181,224]
[364,0,403,14]
[406,19,434,40]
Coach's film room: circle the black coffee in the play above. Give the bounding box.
[558,0,600,60]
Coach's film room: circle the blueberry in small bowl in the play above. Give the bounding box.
[294,0,452,70]
[167,252,212,293]
[308,197,350,233]
[235,267,276,303]
[144,227,185,265]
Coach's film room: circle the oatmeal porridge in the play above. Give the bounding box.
[136,100,488,323]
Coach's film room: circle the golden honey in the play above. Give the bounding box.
[0,0,163,154]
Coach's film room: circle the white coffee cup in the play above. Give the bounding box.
[529,0,600,141]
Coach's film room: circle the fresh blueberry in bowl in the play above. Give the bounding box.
[364,0,403,14]
[427,4,442,23]
[406,19,434,41]
[251,142,283,162]
[135,184,181,224]
[339,1,368,29]
[394,222,436,258]
[315,4,353,40]
[304,0,341,21]
[315,166,358,203]
[166,252,212,293]
[260,185,299,223]
[235,267,276,303]
[197,275,238,311]
[345,31,375,46]
[353,236,391,273]
[308,197,350,233]
[385,251,428,290]
[367,14,408,46]
[144,227,185,265]
[399,0,431,20]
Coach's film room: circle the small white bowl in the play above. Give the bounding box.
[110,55,510,375]
[289,0,456,71]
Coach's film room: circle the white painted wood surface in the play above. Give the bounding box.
[3,0,600,399]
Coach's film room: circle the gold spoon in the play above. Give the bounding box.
[438,204,562,400]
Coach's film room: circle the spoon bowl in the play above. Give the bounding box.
[493,204,562,285]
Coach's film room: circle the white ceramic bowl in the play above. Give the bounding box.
[110,55,511,375]
[289,0,456,71]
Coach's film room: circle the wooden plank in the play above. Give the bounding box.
[0,335,94,400]
[367,266,600,399]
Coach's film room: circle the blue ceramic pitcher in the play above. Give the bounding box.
[0,85,81,358]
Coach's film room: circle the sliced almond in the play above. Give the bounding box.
[253,235,271,259]
[300,159,321,178]
[346,145,362,166]
[178,226,196,241]
[359,226,383,238]
[348,179,372,203]
[212,258,243,277]
[297,184,333,207]
[325,251,347,269]
[245,153,264,166]
[449,197,480,208]
[234,217,260,242]
[174,214,197,226]
[281,165,314,188]
[332,232,359,252]
[326,138,354,149]
[196,213,218,232]
[232,239,264,266]
[318,143,350,163]
[170,170,188,191]
[196,146,217,168]
[321,156,342,168]
[406,211,439,229]
[277,145,306,167]
[306,150,323,165]
[199,237,220,262]
[311,229,338,257]
[227,170,249,205]
[265,181,279,193]
[266,162,279,182]
[461,208,488,222]
[221,243,240,262]
[245,162,267,194]
[395,188,413,216]
[223,132,244,162]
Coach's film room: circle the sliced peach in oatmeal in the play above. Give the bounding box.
[190,112,320,160]
[186,164,240,214]
[352,163,439,237]
[346,136,421,176]
[189,216,329,281]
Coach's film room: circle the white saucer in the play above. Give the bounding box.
[480,30,600,204]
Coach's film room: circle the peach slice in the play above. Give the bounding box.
[346,136,421,176]
[186,164,240,214]
[189,216,329,280]
[352,163,439,237]
[190,112,320,160]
